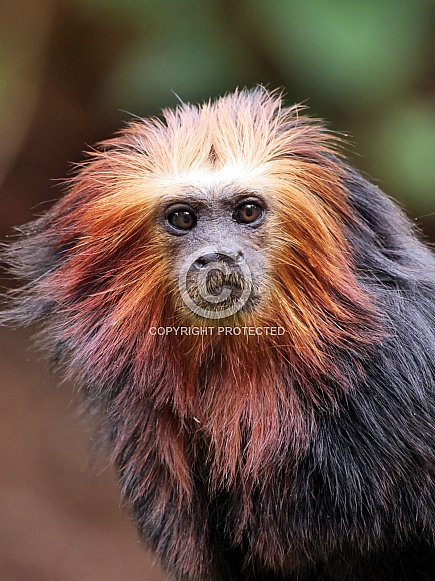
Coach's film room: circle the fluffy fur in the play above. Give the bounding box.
[2,88,435,580]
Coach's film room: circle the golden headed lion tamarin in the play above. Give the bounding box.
[2,87,435,580]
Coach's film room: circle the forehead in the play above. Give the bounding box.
[153,163,271,202]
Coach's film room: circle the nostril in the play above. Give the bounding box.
[193,250,245,269]
[234,249,244,263]
[193,253,222,269]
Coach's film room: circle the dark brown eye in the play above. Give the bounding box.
[233,203,263,224]
[168,210,197,230]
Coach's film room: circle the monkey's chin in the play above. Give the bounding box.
[177,294,262,327]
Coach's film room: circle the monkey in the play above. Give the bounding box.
[1,87,435,581]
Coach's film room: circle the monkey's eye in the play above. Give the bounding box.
[167,210,197,230]
[233,203,263,225]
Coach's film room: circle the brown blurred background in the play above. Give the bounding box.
[0,1,434,580]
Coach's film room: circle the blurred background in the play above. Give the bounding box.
[0,1,434,580]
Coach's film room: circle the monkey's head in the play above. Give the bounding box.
[3,88,383,485]
[4,86,381,385]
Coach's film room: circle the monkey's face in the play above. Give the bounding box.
[155,181,271,321]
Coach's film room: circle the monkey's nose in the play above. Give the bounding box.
[193,250,244,269]
[194,253,224,269]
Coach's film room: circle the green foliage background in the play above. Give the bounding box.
[1,0,434,231]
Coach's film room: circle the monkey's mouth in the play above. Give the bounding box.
[205,269,245,295]
[190,270,249,308]
[179,264,256,320]
[176,248,259,320]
